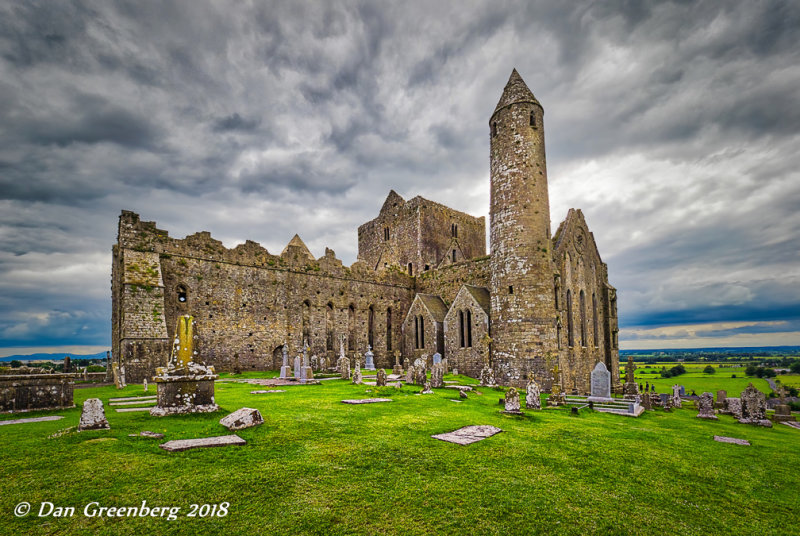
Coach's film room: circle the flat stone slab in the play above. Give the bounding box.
[250,390,285,394]
[444,380,460,384]
[445,385,474,392]
[340,398,393,405]
[109,400,157,406]
[109,396,158,402]
[714,435,751,446]
[0,416,64,426]
[220,407,264,431]
[781,421,800,430]
[159,434,246,452]
[115,407,154,413]
[432,425,503,445]
[128,431,165,439]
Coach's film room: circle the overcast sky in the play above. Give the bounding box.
[1,0,799,356]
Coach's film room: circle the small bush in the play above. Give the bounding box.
[703,365,715,374]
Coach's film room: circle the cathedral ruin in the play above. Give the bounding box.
[111,69,620,391]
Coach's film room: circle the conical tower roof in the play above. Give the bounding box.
[493,68,540,116]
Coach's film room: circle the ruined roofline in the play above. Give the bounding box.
[359,191,485,232]
[118,210,384,273]
[552,208,606,266]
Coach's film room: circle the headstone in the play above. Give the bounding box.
[311,355,319,371]
[679,385,686,396]
[279,344,291,379]
[414,357,427,370]
[406,365,415,384]
[338,357,350,380]
[431,425,502,445]
[143,378,148,392]
[392,350,403,375]
[63,355,71,373]
[716,390,727,409]
[112,362,126,389]
[479,365,496,387]
[441,358,448,373]
[83,368,88,381]
[452,368,459,375]
[696,392,717,420]
[432,352,442,365]
[159,435,246,452]
[364,346,376,370]
[671,384,682,408]
[547,364,566,407]
[430,363,444,388]
[525,378,541,410]
[724,397,743,419]
[459,390,468,399]
[219,408,264,431]
[504,387,521,413]
[739,383,772,427]
[623,356,638,396]
[351,365,363,385]
[659,393,669,407]
[421,381,433,395]
[319,356,327,371]
[414,365,427,386]
[589,362,612,401]
[376,368,387,387]
[641,392,652,410]
[78,398,110,431]
[294,356,301,380]
[772,404,796,423]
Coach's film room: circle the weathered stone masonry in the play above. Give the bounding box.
[111,69,619,391]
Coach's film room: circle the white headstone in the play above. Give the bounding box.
[589,362,611,400]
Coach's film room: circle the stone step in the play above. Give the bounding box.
[109,400,157,406]
[109,396,157,402]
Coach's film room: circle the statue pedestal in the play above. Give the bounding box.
[279,365,292,379]
[150,365,219,416]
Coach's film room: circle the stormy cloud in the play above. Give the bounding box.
[0,0,798,354]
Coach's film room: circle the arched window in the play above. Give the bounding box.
[554,278,560,309]
[176,284,188,303]
[452,249,457,263]
[459,310,465,348]
[566,290,574,347]
[302,300,311,344]
[451,223,458,238]
[368,305,375,348]
[325,303,334,351]
[386,307,392,351]
[466,309,473,348]
[580,290,587,347]
[592,293,598,347]
[557,320,562,350]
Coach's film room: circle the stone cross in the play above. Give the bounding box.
[625,356,636,384]
[282,342,289,368]
[174,315,195,367]
[338,334,346,359]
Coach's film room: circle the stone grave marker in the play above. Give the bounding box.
[716,390,727,409]
[341,398,393,405]
[364,346,376,371]
[432,352,442,365]
[432,425,502,445]
[430,363,444,388]
[376,369,387,387]
[78,398,110,431]
[160,435,246,452]
[588,361,612,401]
[421,382,433,394]
[696,392,717,420]
[525,378,541,410]
[219,408,264,431]
[739,383,772,427]
[503,387,522,414]
[713,436,750,446]
[294,356,301,380]
[671,384,682,408]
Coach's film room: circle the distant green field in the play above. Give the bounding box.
[2,371,800,535]
[777,374,800,389]
[618,362,776,396]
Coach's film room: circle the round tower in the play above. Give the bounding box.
[489,69,558,387]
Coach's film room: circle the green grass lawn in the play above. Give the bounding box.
[622,363,774,396]
[2,372,799,536]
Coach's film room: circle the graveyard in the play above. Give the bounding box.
[3,367,800,536]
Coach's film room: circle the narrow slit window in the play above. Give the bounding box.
[466,310,473,348]
[452,249,457,263]
[491,122,497,138]
[530,110,536,128]
[459,310,465,348]
[177,285,187,303]
[508,285,514,295]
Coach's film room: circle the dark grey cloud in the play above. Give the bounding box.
[0,0,798,350]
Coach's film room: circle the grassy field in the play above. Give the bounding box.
[2,372,799,536]
[621,363,776,396]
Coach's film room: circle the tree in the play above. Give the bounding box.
[10,360,22,368]
[703,365,715,374]
[745,365,757,376]
[790,361,800,374]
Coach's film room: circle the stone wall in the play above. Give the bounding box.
[443,286,490,377]
[0,374,75,413]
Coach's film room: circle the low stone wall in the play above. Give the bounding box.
[0,374,75,413]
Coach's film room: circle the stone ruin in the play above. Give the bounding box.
[739,383,772,427]
[772,386,796,423]
[696,392,717,420]
[78,398,110,431]
[376,368,387,387]
[525,378,541,410]
[722,397,743,419]
[150,315,219,416]
[0,373,74,413]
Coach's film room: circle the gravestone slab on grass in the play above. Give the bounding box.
[782,421,800,430]
[250,390,285,394]
[109,396,158,403]
[109,400,157,406]
[340,398,393,405]
[713,436,750,446]
[159,434,246,452]
[219,408,264,431]
[116,407,153,413]
[78,398,110,431]
[432,425,503,445]
[129,431,165,439]
[0,415,64,426]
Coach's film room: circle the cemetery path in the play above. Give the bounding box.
[765,378,778,390]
